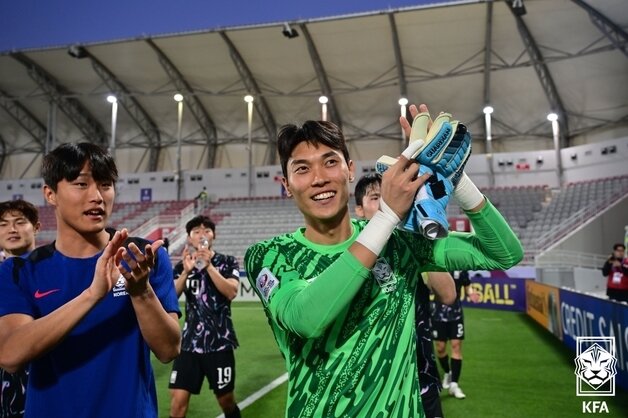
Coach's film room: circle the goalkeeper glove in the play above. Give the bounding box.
[402,165,453,239]
[375,158,453,239]
[408,112,472,186]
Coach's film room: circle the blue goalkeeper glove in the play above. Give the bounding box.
[375,158,453,239]
[409,112,471,186]
[402,165,453,239]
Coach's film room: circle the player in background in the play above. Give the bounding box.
[245,102,523,417]
[0,142,181,418]
[354,173,455,418]
[169,215,241,418]
[0,199,40,418]
[431,270,480,399]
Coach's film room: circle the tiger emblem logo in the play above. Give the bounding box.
[574,343,617,390]
[372,258,397,294]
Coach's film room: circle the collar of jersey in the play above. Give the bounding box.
[292,219,362,255]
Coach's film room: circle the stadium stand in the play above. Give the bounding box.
[30,175,627,268]
[206,176,627,266]
[35,199,195,245]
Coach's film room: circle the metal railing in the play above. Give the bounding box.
[534,188,627,251]
[534,250,608,269]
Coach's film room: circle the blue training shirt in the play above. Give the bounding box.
[0,237,180,418]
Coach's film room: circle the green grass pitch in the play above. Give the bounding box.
[152,303,628,418]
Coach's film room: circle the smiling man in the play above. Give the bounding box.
[245,103,523,418]
[0,200,40,260]
[0,199,40,418]
[0,143,181,418]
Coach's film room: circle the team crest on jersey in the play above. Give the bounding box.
[256,268,278,302]
[372,257,397,294]
[112,275,128,297]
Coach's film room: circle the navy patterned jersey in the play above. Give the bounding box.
[174,252,240,353]
[431,271,470,323]
[1,368,27,418]
[414,276,441,395]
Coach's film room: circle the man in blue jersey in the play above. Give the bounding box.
[169,215,241,418]
[0,142,181,418]
[0,199,40,418]
[354,173,455,418]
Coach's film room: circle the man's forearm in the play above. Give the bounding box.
[207,266,238,300]
[174,272,188,297]
[0,288,101,372]
[130,286,181,363]
[427,272,455,305]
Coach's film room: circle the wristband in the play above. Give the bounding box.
[453,173,484,210]
[355,199,400,255]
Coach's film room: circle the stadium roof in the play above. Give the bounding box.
[0,0,626,179]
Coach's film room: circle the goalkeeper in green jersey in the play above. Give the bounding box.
[245,103,523,418]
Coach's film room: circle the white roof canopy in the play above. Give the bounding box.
[0,0,626,178]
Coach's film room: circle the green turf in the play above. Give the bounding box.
[437,308,628,418]
[152,301,287,418]
[154,304,628,418]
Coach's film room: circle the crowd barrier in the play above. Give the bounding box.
[238,267,628,392]
[526,280,628,391]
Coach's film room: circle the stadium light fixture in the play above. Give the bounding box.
[398,98,409,145]
[67,45,88,59]
[282,23,299,39]
[547,112,562,184]
[175,94,184,200]
[245,95,255,197]
[484,105,493,144]
[483,105,495,186]
[107,95,118,157]
[319,96,328,121]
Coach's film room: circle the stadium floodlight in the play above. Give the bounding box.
[547,112,562,183]
[398,98,409,145]
[67,45,88,59]
[319,96,328,121]
[282,23,299,39]
[175,94,184,200]
[107,95,118,157]
[245,95,255,197]
[398,98,408,119]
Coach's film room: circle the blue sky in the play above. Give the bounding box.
[0,0,446,52]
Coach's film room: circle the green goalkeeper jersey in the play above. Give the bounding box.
[245,200,522,418]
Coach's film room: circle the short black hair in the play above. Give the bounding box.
[185,215,216,235]
[354,173,382,207]
[42,142,118,191]
[277,120,350,178]
[0,199,39,225]
[613,243,626,251]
